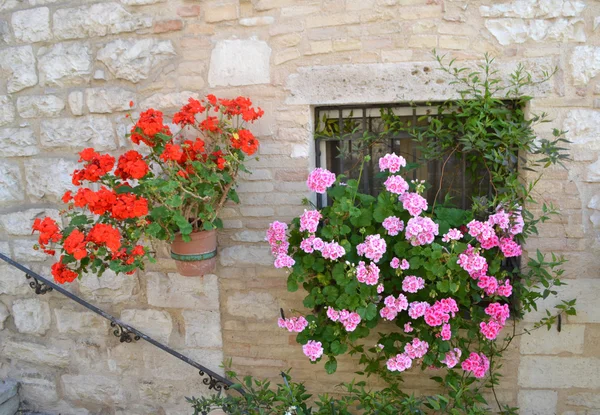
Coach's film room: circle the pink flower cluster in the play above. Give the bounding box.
[321,241,346,261]
[467,220,499,249]
[458,245,514,297]
[479,303,510,340]
[380,294,409,321]
[266,221,289,256]
[382,216,404,236]
[441,348,462,369]
[441,323,452,340]
[499,237,522,257]
[386,353,412,372]
[390,257,410,270]
[303,340,324,362]
[442,228,463,243]
[386,338,430,373]
[306,168,336,194]
[267,221,295,269]
[299,235,325,254]
[488,211,510,230]
[402,275,425,293]
[274,254,295,269]
[356,234,387,262]
[457,245,488,278]
[408,301,429,319]
[299,209,322,233]
[400,192,428,217]
[405,216,439,246]
[461,352,489,379]
[384,175,409,195]
[404,338,429,359]
[404,322,413,332]
[356,261,381,285]
[379,152,406,173]
[278,316,308,333]
[424,298,458,327]
[326,307,362,332]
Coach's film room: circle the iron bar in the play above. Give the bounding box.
[0,252,238,395]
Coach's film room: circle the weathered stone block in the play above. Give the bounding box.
[0,209,60,236]
[0,96,15,127]
[0,46,37,93]
[0,264,30,295]
[85,87,136,113]
[219,245,272,266]
[0,19,11,45]
[140,91,201,111]
[226,291,278,320]
[38,42,92,86]
[55,308,108,335]
[120,309,172,343]
[24,158,77,202]
[520,324,585,354]
[0,395,19,415]
[53,3,151,40]
[77,269,138,303]
[2,340,70,367]
[13,239,50,262]
[519,356,600,388]
[484,18,585,46]
[0,379,18,406]
[120,0,163,4]
[68,91,84,116]
[0,160,24,203]
[480,0,585,19]
[17,95,65,118]
[571,46,600,86]
[566,392,600,409]
[205,4,238,22]
[239,16,274,26]
[146,272,219,310]
[182,310,222,348]
[0,302,8,330]
[41,116,116,150]
[178,5,200,17]
[12,7,51,43]
[208,39,271,87]
[523,279,600,324]
[97,38,176,83]
[12,299,51,335]
[62,375,127,405]
[18,377,58,405]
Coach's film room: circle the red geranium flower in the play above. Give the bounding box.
[87,223,121,252]
[63,229,87,260]
[52,258,79,284]
[160,143,184,162]
[115,150,149,180]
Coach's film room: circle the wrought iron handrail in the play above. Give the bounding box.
[0,252,238,395]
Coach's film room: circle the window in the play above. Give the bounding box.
[314,104,491,209]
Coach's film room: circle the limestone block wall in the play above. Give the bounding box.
[0,0,598,414]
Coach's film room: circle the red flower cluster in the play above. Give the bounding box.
[52,258,78,284]
[87,223,121,252]
[72,148,115,185]
[63,229,87,260]
[160,143,184,162]
[115,150,149,180]
[111,245,145,266]
[32,217,62,254]
[69,187,148,220]
[131,109,171,147]
[231,129,259,156]
[172,98,206,126]
[217,96,264,122]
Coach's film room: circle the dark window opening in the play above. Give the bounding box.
[314,104,491,209]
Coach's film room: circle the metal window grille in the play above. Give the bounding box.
[314,103,490,209]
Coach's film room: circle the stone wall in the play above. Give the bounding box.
[0,0,599,413]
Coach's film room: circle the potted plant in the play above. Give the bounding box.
[32,95,264,280]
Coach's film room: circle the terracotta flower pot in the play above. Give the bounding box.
[170,230,217,276]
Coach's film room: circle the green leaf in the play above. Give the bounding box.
[324,357,338,374]
[166,195,183,207]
